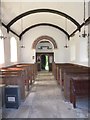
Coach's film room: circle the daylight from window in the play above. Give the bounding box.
[10,37,17,62]
[0,29,5,64]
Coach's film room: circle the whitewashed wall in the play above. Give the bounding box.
[20,25,89,66]
[0,26,21,67]
[67,1,89,67]
[0,24,89,67]
[68,27,88,66]
[20,26,69,63]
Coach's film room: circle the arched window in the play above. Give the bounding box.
[70,45,75,61]
[0,29,5,64]
[80,38,88,62]
[10,37,17,62]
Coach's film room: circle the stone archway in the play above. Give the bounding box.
[32,35,57,49]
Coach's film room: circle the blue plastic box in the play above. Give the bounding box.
[5,85,21,109]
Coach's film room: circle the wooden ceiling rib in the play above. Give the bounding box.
[1,6,89,40]
[7,8,80,34]
[85,17,90,25]
[19,23,70,40]
[7,8,80,29]
[2,22,19,37]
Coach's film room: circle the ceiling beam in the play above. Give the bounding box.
[70,17,90,38]
[19,23,70,40]
[7,8,80,30]
[2,22,20,38]
[85,17,90,25]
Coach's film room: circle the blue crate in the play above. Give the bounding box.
[5,85,21,109]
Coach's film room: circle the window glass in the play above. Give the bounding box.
[70,45,75,61]
[80,38,88,62]
[0,29,5,64]
[10,37,17,62]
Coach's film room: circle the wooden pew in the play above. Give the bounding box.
[52,62,56,79]
[0,68,26,100]
[0,63,38,101]
[8,63,37,90]
[57,64,73,85]
[70,77,89,108]
[58,65,88,90]
[17,63,37,84]
[0,84,5,108]
[53,63,77,84]
[53,63,88,85]
[14,64,32,90]
[7,63,35,90]
[63,70,88,101]
[51,63,89,104]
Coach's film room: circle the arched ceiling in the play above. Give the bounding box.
[7,8,80,28]
[1,1,89,40]
[19,23,70,40]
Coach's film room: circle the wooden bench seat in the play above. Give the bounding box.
[60,66,88,84]
[0,63,38,101]
[16,63,36,83]
[63,70,88,101]
[70,77,89,108]
[52,63,88,85]
[2,65,32,91]
[52,62,89,104]
[0,68,25,100]
[59,67,88,91]
[8,66,31,91]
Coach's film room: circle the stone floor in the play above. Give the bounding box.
[1,71,89,118]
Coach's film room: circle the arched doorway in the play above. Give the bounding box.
[41,54,46,70]
[40,54,49,71]
[32,35,57,49]
[33,35,57,71]
[36,53,54,71]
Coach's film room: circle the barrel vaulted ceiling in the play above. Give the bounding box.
[1,0,90,40]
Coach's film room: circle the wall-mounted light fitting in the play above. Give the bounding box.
[79,0,88,38]
[20,45,25,48]
[0,35,7,39]
[32,56,34,59]
[64,18,69,48]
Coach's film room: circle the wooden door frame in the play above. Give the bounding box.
[36,52,54,71]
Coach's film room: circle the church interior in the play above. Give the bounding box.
[0,0,90,119]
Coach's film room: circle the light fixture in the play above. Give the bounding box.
[20,45,25,48]
[0,35,7,39]
[80,0,88,38]
[20,18,25,48]
[0,20,7,39]
[0,28,7,39]
[20,4,25,48]
[32,56,34,59]
[64,18,69,48]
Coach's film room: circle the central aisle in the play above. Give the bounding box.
[4,71,88,118]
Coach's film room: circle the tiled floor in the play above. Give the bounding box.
[1,71,89,118]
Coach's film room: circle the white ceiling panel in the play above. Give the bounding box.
[1,1,89,37]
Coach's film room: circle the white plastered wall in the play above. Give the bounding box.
[68,27,88,66]
[20,25,88,67]
[0,26,21,67]
[67,1,89,67]
[20,26,69,64]
[0,24,89,67]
